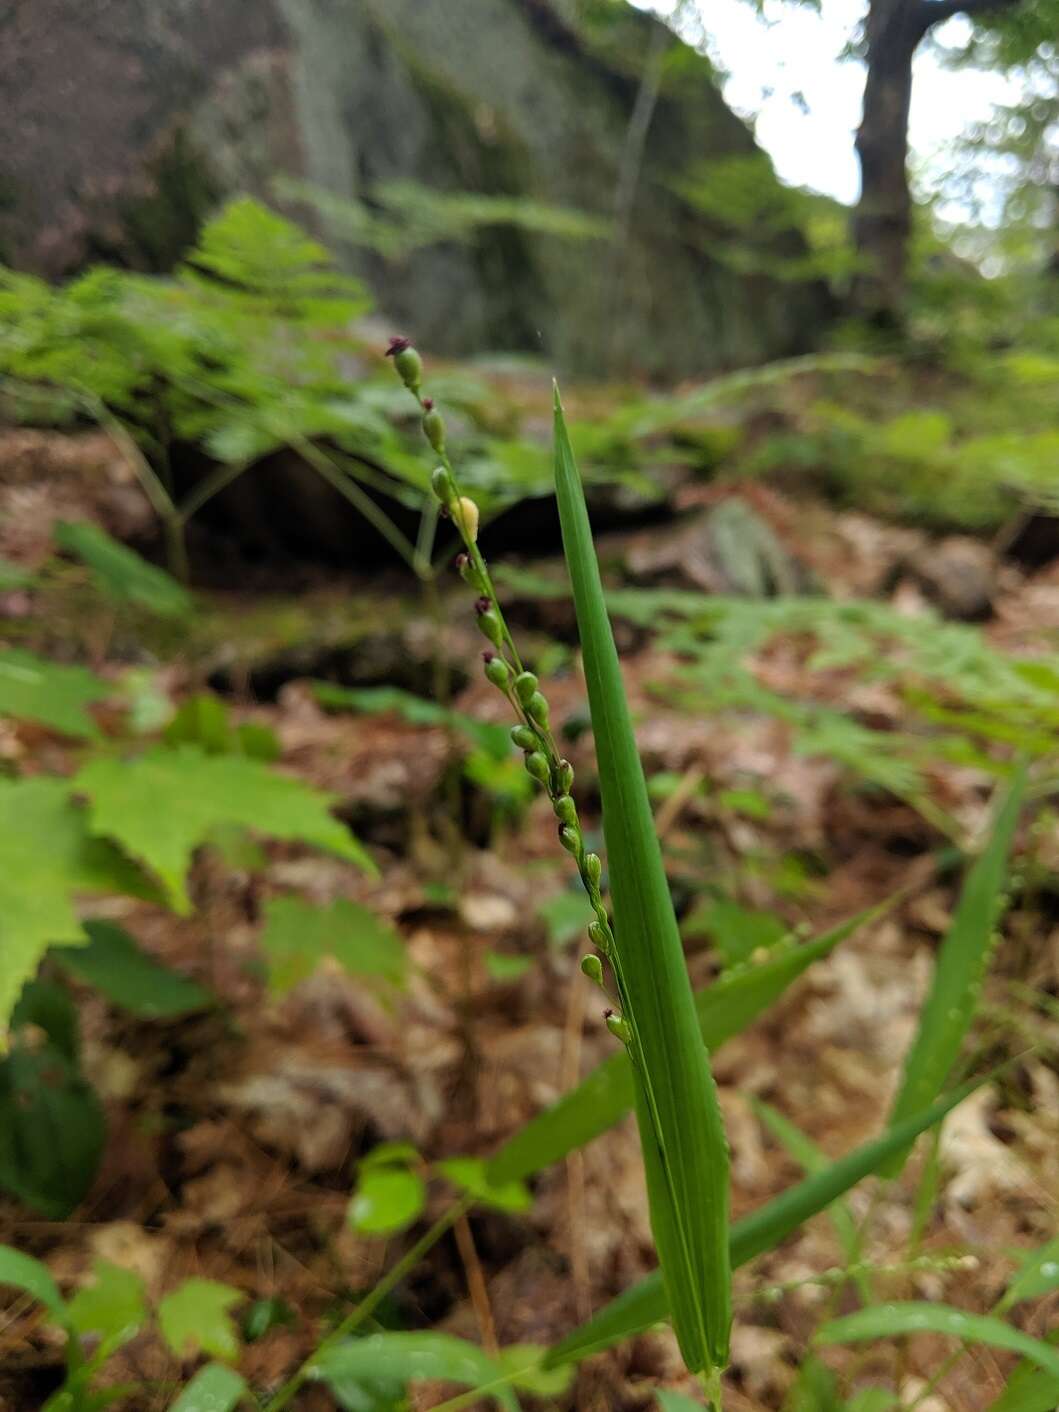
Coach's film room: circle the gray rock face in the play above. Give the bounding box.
[0,0,830,376]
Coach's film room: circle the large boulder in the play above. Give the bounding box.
[0,0,831,377]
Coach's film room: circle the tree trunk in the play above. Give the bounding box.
[852,0,923,325]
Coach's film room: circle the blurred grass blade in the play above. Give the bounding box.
[816,1304,1059,1379]
[882,765,1025,1176]
[489,904,884,1184]
[545,1077,984,1367]
[553,388,730,1374]
[985,1331,1059,1412]
[751,1098,871,1304]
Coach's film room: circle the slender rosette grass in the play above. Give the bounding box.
[386,343,731,1388]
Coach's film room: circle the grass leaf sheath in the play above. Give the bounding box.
[552,385,731,1376]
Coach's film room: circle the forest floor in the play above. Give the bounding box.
[0,421,1057,1412]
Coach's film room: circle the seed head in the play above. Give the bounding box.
[606,1011,632,1044]
[525,691,550,729]
[580,954,605,987]
[588,919,609,950]
[385,336,422,394]
[483,654,511,690]
[525,751,550,784]
[513,671,538,706]
[454,496,480,542]
[422,401,446,454]
[476,608,504,648]
[431,466,455,505]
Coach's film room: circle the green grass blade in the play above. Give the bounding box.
[882,765,1026,1176]
[816,1304,1059,1379]
[751,1098,872,1304]
[545,1077,984,1367]
[488,904,883,1185]
[553,388,730,1373]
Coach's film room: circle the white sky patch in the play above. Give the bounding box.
[632,0,1023,214]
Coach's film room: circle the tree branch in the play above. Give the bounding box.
[913,0,1022,39]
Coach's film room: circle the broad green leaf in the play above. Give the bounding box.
[536,891,595,948]
[437,1157,532,1213]
[164,694,235,754]
[75,746,377,913]
[54,520,192,618]
[68,1260,146,1356]
[0,1244,66,1319]
[12,979,79,1062]
[348,1167,425,1236]
[684,897,787,968]
[360,1141,421,1170]
[158,1279,243,1363]
[54,921,213,1018]
[259,897,405,995]
[313,1331,519,1410]
[554,388,730,1374]
[545,1078,983,1367]
[169,1364,247,1412]
[998,1238,1059,1311]
[0,648,108,738]
[816,1304,1059,1379]
[883,766,1025,1175]
[0,776,152,1037]
[488,905,878,1185]
[0,1041,105,1217]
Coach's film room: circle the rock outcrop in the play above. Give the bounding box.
[0,0,831,376]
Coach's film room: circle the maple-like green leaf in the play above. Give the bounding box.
[67,1260,147,1358]
[158,1279,243,1363]
[0,778,152,1037]
[0,648,109,739]
[74,747,377,913]
[259,896,404,995]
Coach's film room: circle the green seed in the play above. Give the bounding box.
[554,795,578,828]
[558,825,581,855]
[555,759,574,794]
[484,656,510,690]
[393,346,422,393]
[588,920,609,952]
[477,610,504,648]
[423,407,446,453]
[580,954,605,987]
[514,672,538,706]
[584,853,602,887]
[431,466,455,504]
[525,752,550,784]
[511,725,539,752]
[525,691,550,729]
[606,1012,632,1044]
